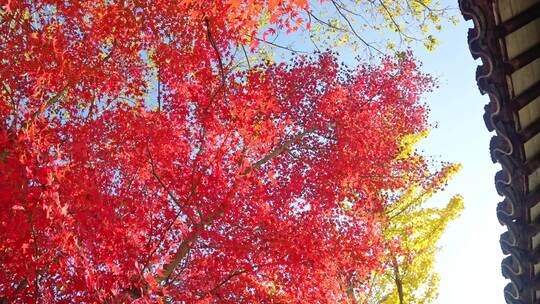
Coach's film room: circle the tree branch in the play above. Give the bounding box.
[22,41,116,129]
[204,269,247,297]
[155,226,203,283]
[330,0,384,55]
[22,87,68,130]
[157,66,161,112]
[147,147,195,225]
[205,17,226,87]
[240,44,251,69]
[246,126,327,174]
[250,36,309,54]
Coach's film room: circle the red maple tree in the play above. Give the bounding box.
[1,1,432,302]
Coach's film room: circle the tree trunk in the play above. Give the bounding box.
[392,255,405,304]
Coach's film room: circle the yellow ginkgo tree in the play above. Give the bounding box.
[363,132,464,304]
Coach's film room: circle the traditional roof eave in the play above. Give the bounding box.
[459,0,540,303]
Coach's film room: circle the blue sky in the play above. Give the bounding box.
[414,12,507,304]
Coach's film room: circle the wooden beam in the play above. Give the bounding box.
[521,118,540,142]
[524,154,540,175]
[527,187,540,207]
[512,81,540,111]
[505,42,540,73]
[496,2,540,37]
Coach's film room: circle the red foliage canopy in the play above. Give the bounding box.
[0,0,431,302]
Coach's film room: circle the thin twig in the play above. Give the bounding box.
[250,36,309,54]
[157,66,161,112]
[330,0,385,55]
[240,44,251,69]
